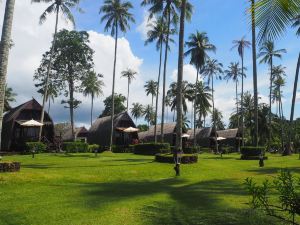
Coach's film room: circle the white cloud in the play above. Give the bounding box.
[136,11,156,41]
[171,64,202,84]
[297,92,300,102]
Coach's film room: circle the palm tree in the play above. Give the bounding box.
[165,95,172,123]
[4,85,17,112]
[185,31,216,146]
[145,17,174,143]
[232,37,251,146]
[37,82,58,114]
[82,72,104,126]
[211,108,225,131]
[100,0,135,150]
[258,40,286,149]
[32,0,80,141]
[121,68,137,111]
[143,104,154,127]
[131,103,144,123]
[0,0,16,149]
[144,80,158,108]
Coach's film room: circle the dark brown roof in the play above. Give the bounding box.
[62,127,88,141]
[187,127,213,140]
[216,128,240,139]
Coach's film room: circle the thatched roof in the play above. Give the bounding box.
[217,128,239,139]
[88,111,136,146]
[62,127,88,141]
[138,123,177,140]
[187,127,213,140]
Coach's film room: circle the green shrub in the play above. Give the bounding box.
[155,153,198,164]
[26,142,47,153]
[134,143,170,155]
[112,145,133,153]
[62,142,89,153]
[183,147,200,154]
[241,146,266,160]
[88,144,100,153]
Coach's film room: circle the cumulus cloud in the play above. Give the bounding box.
[136,10,156,41]
[171,64,203,84]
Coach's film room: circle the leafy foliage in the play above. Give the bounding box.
[100,94,126,117]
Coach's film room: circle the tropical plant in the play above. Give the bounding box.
[130,102,144,123]
[145,16,175,143]
[100,93,126,117]
[82,72,104,126]
[258,40,286,149]
[0,0,16,149]
[32,0,80,141]
[185,31,216,146]
[4,85,17,112]
[144,80,158,108]
[211,108,225,130]
[232,37,251,146]
[121,68,137,111]
[143,104,155,127]
[100,0,135,150]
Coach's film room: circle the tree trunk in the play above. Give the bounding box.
[268,57,273,150]
[0,0,15,150]
[48,98,51,114]
[69,78,75,141]
[38,7,60,141]
[175,0,186,176]
[236,80,240,152]
[154,41,163,143]
[212,77,218,153]
[127,79,129,111]
[161,5,171,143]
[279,91,285,154]
[193,68,199,147]
[241,54,245,147]
[109,23,118,150]
[251,0,259,147]
[91,94,94,127]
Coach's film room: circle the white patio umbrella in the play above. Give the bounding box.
[217,137,226,141]
[21,119,44,127]
[123,127,139,133]
[181,134,190,138]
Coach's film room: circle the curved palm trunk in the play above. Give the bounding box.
[38,7,60,141]
[241,55,245,147]
[279,90,285,154]
[161,6,171,143]
[211,77,218,153]
[289,52,300,153]
[251,0,259,147]
[126,79,130,111]
[48,98,51,114]
[91,94,94,126]
[268,57,273,150]
[109,24,118,151]
[193,68,199,147]
[0,0,15,150]
[236,80,240,152]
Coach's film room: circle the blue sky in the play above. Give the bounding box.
[1,0,299,128]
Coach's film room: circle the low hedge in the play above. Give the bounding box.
[88,144,100,153]
[183,147,200,154]
[62,142,89,153]
[241,146,265,156]
[200,147,213,153]
[0,162,21,172]
[26,142,47,153]
[134,143,170,155]
[155,153,198,164]
[112,145,134,153]
[240,155,268,160]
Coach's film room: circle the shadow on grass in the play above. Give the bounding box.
[244,167,300,174]
[0,210,29,225]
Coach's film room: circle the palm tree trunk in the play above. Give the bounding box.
[161,6,171,143]
[69,78,75,141]
[279,91,284,154]
[38,7,60,141]
[193,68,199,147]
[212,77,218,153]
[241,54,245,147]
[176,0,186,162]
[289,52,300,150]
[91,94,94,127]
[251,0,259,147]
[268,57,273,150]
[126,79,129,111]
[110,23,118,150]
[48,98,51,114]
[0,0,15,150]
[236,80,240,152]
[154,42,163,143]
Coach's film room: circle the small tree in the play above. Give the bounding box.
[100,94,126,118]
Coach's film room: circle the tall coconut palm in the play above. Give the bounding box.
[203,58,223,152]
[165,95,172,123]
[100,0,135,150]
[232,37,251,146]
[121,68,137,111]
[185,31,216,146]
[145,17,174,143]
[0,0,16,150]
[82,72,104,126]
[32,0,80,141]
[131,103,144,123]
[143,104,154,127]
[258,40,286,149]
[144,80,158,108]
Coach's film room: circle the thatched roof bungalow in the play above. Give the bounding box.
[1,98,54,151]
[187,127,214,147]
[216,128,241,147]
[62,127,89,142]
[88,112,137,146]
[138,123,188,146]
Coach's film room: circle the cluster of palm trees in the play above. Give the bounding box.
[0,0,299,151]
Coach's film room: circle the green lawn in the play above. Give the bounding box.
[0,152,299,225]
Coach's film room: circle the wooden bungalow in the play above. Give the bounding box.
[1,98,54,151]
[88,112,138,147]
[187,127,214,147]
[138,123,188,146]
[216,128,241,148]
[62,127,89,142]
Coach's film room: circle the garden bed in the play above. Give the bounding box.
[0,162,21,172]
[155,153,198,164]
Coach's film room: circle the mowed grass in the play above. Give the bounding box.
[0,152,299,225]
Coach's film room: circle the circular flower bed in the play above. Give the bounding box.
[155,153,198,164]
[0,162,21,172]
